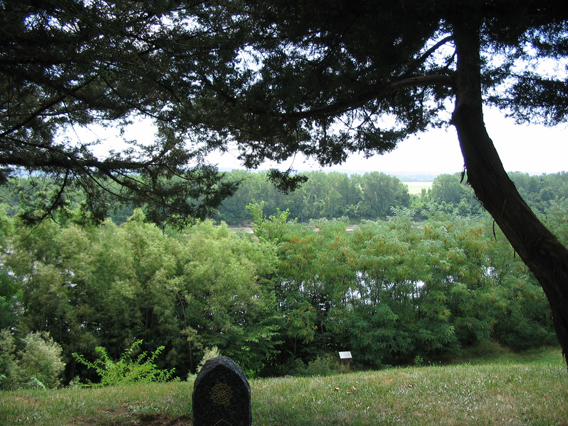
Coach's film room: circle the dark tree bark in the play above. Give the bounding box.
[451,17,568,364]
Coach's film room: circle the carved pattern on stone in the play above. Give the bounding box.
[210,380,233,407]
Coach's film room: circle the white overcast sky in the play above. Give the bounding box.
[83,106,567,177]
[207,106,568,176]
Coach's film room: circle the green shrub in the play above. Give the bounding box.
[73,340,176,387]
[0,329,20,390]
[0,329,65,390]
[19,332,65,389]
[305,355,339,376]
[283,355,340,377]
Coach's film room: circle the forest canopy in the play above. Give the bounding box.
[0,203,562,386]
[4,170,567,226]
[1,172,567,387]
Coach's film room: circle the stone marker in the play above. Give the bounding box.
[192,356,251,426]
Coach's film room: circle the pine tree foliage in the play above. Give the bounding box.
[0,0,242,226]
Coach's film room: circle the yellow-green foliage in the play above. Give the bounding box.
[72,340,176,387]
[0,330,64,390]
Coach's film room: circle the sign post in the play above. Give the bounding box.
[338,351,352,370]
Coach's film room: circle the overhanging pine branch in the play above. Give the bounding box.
[0,149,152,171]
[287,74,455,119]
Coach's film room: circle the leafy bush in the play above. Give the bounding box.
[0,329,20,390]
[304,355,339,376]
[283,355,340,377]
[0,329,65,390]
[73,340,176,387]
[20,332,65,389]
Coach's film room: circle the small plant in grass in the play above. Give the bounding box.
[73,340,176,387]
[413,355,424,366]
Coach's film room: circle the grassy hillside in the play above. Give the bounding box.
[1,346,566,426]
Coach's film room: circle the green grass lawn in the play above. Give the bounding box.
[1,346,566,426]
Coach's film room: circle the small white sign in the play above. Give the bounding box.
[338,351,352,360]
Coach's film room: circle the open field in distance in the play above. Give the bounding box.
[404,181,433,195]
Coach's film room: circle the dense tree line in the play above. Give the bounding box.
[252,205,558,370]
[215,171,410,224]
[2,196,563,386]
[415,172,568,218]
[0,211,282,383]
[218,170,568,224]
[3,171,568,227]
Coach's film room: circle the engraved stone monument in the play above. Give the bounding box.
[192,356,252,426]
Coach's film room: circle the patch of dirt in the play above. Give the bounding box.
[72,412,191,426]
[137,414,191,426]
[13,396,41,407]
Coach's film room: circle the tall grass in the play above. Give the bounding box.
[1,346,566,426]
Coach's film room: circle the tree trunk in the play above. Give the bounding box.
[451,18,568,367]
